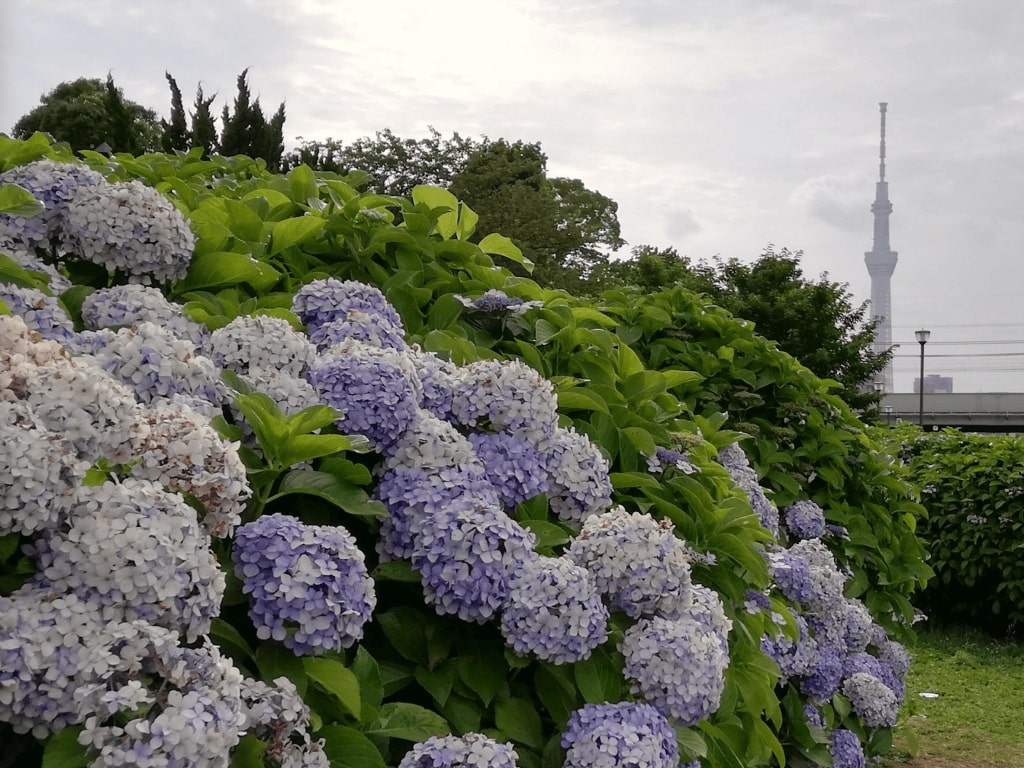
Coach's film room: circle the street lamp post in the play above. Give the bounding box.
[915,329,930,427]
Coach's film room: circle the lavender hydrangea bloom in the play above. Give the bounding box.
[501,556,609,664]
[842,672,899,727]
[839,598,875,653]
[804,704,825,729]
[875,638,912,678]
[33,478,225,641]
[783,499,827,540]
[567,507,692,619]
[411,498,537,623]
[408,346,457,420]
[545,427,613,524]
[717,443,779,537]
[843,652,905,702]
[64,179,196,284]
[205,314,314,377]
[397,733,519,768]
[233,514,376,655]
[375,465,500,561]
[460,289,540,314]
[292,278,403,338]
[761,615,818,680]
[766,549,816,606]
[307,338,419,450]
[830,729,866,768]
[0,588,182,737]
[798,641,846,703]
[311,310,407,351]
[620,614,730,727]
[449,359,558,450]
[79,321,223,408]
[0,159,105,251]
[81,284,208,345]
[78,640,248,767]
[789,538,848,614]
[0,284,77,344]
[562,702,678,768]
[467,431,551,508]
[384,410,480,471]
[0,400,87,536]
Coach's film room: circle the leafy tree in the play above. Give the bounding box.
[598,245,888,411]
[11,76,160,154]
[448,138,624,291]
[218,69,286,171]
[159,73,189,153]
[284,127,476,196]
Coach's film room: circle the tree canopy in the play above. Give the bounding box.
[595,245,889,411]
[11,76,161,155]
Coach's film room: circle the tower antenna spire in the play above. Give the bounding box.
[879,102,887,182]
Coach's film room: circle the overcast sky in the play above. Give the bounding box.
[3,0,1024,392]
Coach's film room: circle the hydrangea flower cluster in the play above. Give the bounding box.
[411,498,536,622]
[0,283,77,344]
[63,179,196,284]
[562,702,678,768]
[830,729,867,768]
[77,321,223,408]
[782,499,827,540]
[717,442,780,536]
[545,427,613,524]
[841,672,899,727]
[204,314,314,377]
[467,432,551,508]
[567,506,692,618]
[0,159,105,252]
[645,446,698,475]
[81,284,208,346]
[292,278,403,338]
[619,612,730,727]
[232,513,376,655]
[397,733,519,768]
[32,478,225,641]
[500,556,609,664]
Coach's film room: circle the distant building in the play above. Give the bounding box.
[865,103,898,393]
[914,374,953,394]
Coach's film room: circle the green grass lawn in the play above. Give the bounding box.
[884,627,1024,767]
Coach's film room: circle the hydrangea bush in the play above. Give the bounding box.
[0,138,929,767]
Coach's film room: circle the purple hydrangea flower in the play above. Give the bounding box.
[81,284,208,345]
[205,314,314,377]
[292,278,403,338]
[567,507,692,619]
[374,464,500,561]
[232,514,376,655]
[397,733,518,768]
[804,704,824,729]
[546,427,613,524]
[830,729,866,768]
[384,410,480,471]
[467,431,551,508]
[307,339,419,451]
[63,179,196,284]
[501,556,609,664]
[783,500,827,540]
[411,498,537,623]
[798,641,845,703]
[562,702,678,768]
[842,672,899,727]
[645,447,698,475]
[0,284,77,344]
[766,549,815,606]
[619,614,730,727]
[843,651,905,702]
[0,159,105,252]
[408,345,457,420]
[449,359,558,450]
[310,310,407,351]
[761,615,818,680]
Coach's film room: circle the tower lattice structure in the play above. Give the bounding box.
[864,102,898,393]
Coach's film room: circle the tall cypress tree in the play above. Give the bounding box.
[189,84,218,159]
[160,72,189,153]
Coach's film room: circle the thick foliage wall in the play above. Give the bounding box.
[879,425,1024,635]
[0,134,928,768]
